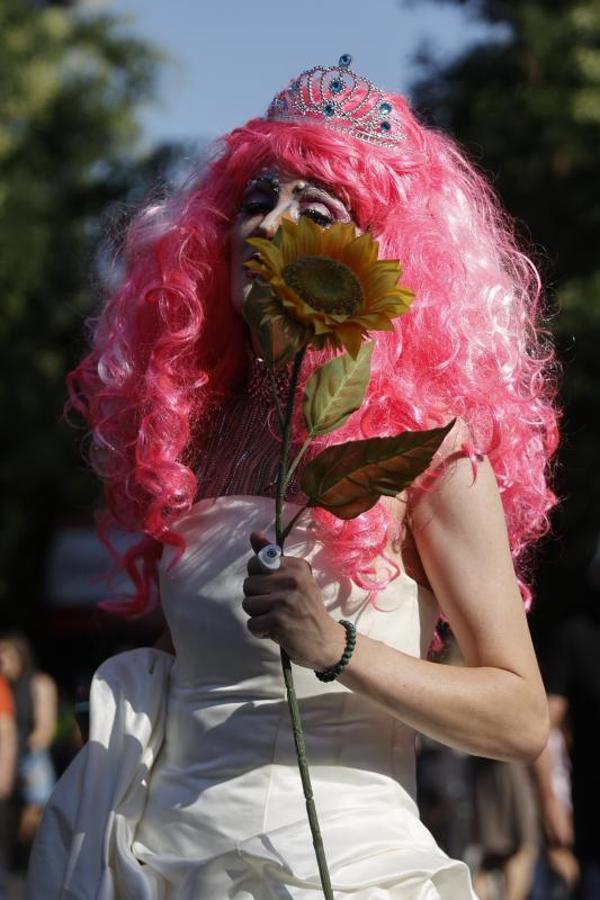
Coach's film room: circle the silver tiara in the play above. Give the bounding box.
[267,54,405,147]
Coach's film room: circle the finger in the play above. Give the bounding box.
[249,530,272,555]
[247,552,284,577]
[247,555,265,576]
[243,574,275,596]
[241,594,274,616]
[246,612,277,639]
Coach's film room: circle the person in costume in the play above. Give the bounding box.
[27,57,558,898]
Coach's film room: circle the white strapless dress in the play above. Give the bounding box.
[28,495,477,898]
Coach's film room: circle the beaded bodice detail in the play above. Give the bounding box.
[195,353,303,502]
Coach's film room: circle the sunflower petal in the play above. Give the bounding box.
[367,286,414,311]
[244,260,271,278]
[354,314,397,332]
[246,237,284,274]
[361,269,409,306]
[367,296,413,316]
[280,216,321,264]
[341,232,380,272]
[332,323,366,359]
[320,222,355,257]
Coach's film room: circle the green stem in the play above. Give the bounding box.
[283,434,313,489]
[279,648,334,898]
[281,501,310,543]
[267,366,285,433]
[275,347,306,547]
[273,345,333,899]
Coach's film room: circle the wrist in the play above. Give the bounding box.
[314,620,357,682]
[315,621,348,672]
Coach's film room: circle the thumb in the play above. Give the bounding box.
[249,530,273,555]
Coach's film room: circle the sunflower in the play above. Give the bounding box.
[245,217,414,359]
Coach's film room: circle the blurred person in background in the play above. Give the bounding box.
[416,633,475,865]
[0,674,16,899]
[0,633,57,850]
[471,758,540,900]
[530,726,579,900]
[531,540,600,899]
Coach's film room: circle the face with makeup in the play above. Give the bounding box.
[229,167,356,315]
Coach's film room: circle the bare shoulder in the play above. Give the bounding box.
[380,419,479,586]
[408,417,498,530]
[404,422,538,675]
[32,672,57,697]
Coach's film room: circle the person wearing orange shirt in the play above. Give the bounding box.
[0,674,17,899]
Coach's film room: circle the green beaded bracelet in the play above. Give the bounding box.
[314,619,357,683]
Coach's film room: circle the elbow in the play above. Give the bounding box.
[513,721,549,764]
[505,689,550,764]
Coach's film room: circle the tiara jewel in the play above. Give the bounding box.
[267,54,405,147]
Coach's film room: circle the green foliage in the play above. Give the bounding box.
[413,1,600,281]
[303,343,373,437]
[300,422,454,519]
[411,0,600,614]
[0,0,174,618]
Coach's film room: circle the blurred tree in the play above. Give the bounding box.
[0,0,186,625]
[410,0,600,622]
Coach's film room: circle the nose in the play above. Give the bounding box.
[256,199,296,238]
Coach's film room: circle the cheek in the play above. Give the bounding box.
[229,226,251,314]
[230,218,254,269]
[230,224,243,268]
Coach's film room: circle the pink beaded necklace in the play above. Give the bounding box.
[194,351,303,502]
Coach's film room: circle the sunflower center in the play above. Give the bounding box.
[283,256,363,316]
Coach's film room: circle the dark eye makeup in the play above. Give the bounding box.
[239,182,347,228]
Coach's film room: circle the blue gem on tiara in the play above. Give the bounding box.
[290,80,300,94]
[338,54,352,69]
[379,101,392,115]
[380,121,392,132]
[330,78,344,95]
[323,101,336,117]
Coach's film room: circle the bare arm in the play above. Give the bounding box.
[245,429,549,761]
[29,672,58,752]
[0,713,17,798]
[337,452,549,762]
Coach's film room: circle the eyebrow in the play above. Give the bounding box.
[295,182,352,216]
[245,175,351,217]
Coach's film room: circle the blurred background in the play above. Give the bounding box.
[1,0,598,897]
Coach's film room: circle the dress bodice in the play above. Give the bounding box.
[146,494,442,855]
[159,494,439,698]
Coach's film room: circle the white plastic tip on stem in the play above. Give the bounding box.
[256,544,282,573]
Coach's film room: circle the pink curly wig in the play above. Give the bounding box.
[68,94,559,614]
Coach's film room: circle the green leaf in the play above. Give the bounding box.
[242,280,297,367]
[300,420,456,519]
[303,342,373,437]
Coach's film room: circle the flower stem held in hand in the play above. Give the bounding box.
[275,346,333,900]
[275,346,306,547]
